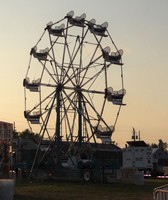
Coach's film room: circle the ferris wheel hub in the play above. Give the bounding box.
[76,85,81,91]
[56,83,63,92]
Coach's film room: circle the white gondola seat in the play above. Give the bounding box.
[67,11,86,27]
[23,77,40,92]
[24,110,41,124]
[94,125,114,143]
[102,47,123,65]
[88,21,108,37]
[30,47,49,61]
[47,22,65,37]
[106,87,126,105]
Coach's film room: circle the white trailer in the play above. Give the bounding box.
[123,145,153,173]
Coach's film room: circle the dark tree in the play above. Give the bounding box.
[14,129,40,143]
[158,139,168,152]
[150,143,158,148]
[13,130,20,138]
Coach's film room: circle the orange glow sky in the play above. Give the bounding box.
[0,0,168,147]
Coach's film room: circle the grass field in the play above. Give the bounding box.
[13,179,168,200]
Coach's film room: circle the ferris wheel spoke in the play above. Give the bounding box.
[62,89,78,131]
[28,94,56,180]
[63,53,103,87]
[82,94,109,129]
[40,117,52,140]
[80,37,103,86]
[38,60,58,84]
[47,37,61,83]
[63,89,98,138]
[24,89,56,121]
[60,91,76,141]
[81,65,106,90]
[62,36,79,85]
[62,28,89,85]
[81,94,96,143]
[60,22,75,84]
[62,89,86,139]
[61,103,73,141]
[78,27,85,85]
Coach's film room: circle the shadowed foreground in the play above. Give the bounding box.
[14,179,167,200]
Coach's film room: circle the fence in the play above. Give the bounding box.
[153,184,168,200]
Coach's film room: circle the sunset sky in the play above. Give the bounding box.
[0,0,168,147]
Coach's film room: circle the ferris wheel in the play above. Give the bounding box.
[23,11,126,170]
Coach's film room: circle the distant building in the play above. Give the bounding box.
[0,121,13,178]
[152,148,168,175]
[0,121,13,141]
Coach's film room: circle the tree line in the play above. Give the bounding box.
[149,139,168,152]
[13,129,168,152]
[13,129,41,144]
